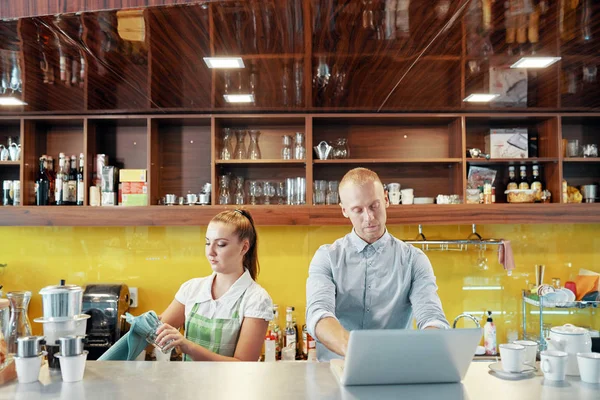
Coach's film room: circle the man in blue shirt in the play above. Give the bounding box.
[306,167,449,361]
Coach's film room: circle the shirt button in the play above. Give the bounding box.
[368,285,372,289]
[367,308,370,312]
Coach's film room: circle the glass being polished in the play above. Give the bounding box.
[306,168,449,361]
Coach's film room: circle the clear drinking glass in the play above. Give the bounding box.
[281,135,292,160]
[145,320,173,354]
[248,130,262,160]
[326,181,339,205]
[7,291,32,354]
[233,130,247,160]
[294,132,305,160]
[313,180,327,205]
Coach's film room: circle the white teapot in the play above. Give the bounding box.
[545,324,592,376]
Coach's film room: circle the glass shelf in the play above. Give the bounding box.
[523,293,600,309]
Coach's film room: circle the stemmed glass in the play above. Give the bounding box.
[249,181,263,205]
[263,181,275,205]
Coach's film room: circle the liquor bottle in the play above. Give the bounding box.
[35,156,49,205]
[76,153,84,206]
[284,306,297,358]
[302,323,315,361]
[506,166,518,190]
[518,165,529,190]
[531,165,543,202]
[67,155,77,205]
[47,156,55,205]
[273,305,282,360]
[55,153,67,205]
[264,309,278,362]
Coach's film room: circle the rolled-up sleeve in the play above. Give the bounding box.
[409,250,450,330]
[305,245,338,339]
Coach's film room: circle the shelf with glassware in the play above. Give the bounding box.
[521,290,599,349]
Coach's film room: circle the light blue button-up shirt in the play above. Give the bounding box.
[306,229,450,361]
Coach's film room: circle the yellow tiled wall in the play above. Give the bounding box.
[0,223,598,345]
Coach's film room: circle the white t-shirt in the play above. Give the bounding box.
[175,269,273,324]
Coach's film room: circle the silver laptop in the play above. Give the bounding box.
[330,328,482,386]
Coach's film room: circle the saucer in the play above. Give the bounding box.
[489,362,536,380]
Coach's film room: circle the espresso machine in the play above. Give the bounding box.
[82,284,130,360]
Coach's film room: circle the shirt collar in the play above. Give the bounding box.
[349,228,390,253]
[195,269,253,305]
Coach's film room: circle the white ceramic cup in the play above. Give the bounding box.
[513,340,538,366]
[389,191,401,205]
[14,355,42,384]
[577,352,600,384]
[499,343,525,372]
[57,351,88,383]
[541,350,568,381]
[401,189,414,205]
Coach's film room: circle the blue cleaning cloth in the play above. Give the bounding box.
[98,310,160,361]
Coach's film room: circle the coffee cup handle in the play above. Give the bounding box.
[541,359,551,374]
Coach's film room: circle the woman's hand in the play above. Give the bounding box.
[155,323,189,353]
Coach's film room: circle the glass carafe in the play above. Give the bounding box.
[7,291,32,354]
[233,130,247,160]
[248,130,262,160]
[234,176,245,205]
[220,128,234,160]
[218,175,231,205]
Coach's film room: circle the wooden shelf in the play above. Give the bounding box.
[0,161,20,166]
[467,158,559,164]
[1,203,598,226]
[563,158,600,163]
[215,159,306,165]
[314,158,463,164]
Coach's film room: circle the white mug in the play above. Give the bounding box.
[401,188,414,205]
[541,350,568,381]
[499,343,525,372]
[513,340,538,366]
[389,191,401,205]
[577,352,600,384]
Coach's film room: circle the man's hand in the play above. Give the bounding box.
[315,317,350,357]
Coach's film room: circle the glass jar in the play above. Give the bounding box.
[220,128,234,160]
[248,130,262,160]
[281,135,292,160]
[332,138,349,159]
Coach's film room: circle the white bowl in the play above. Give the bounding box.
[34,314,89,344]
[413,197,434,204]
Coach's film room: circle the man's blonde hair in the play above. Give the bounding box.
[339,167,384,192]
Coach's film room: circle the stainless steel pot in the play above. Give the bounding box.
[58,335,85,357]
[39,280,83,319]
[16,335,45,358]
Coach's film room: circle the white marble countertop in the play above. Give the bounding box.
[1,360,598,400]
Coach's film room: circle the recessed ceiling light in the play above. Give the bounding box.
[0,97,27,106]
[203,57,245,69]
[463,93,499,103]
[510,57,561,69]
[223,94,254,103]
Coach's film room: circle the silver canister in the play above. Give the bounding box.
[581,185,598,203]
[39,280,83,319]
[17,336,45,358]
[58,335,85,357]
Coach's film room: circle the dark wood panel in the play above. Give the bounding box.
[156,120,212,202]
[0,1,200,19]
[90,119,147,169]
[2,203,599,226]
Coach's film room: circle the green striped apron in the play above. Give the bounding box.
[183,293,245,361]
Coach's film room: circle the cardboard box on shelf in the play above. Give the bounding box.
[122,193,148,206]
[122,182,147,195]
[485,128,529,159]
[119,169,147,183]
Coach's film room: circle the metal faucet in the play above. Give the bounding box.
[452,313,481,329]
